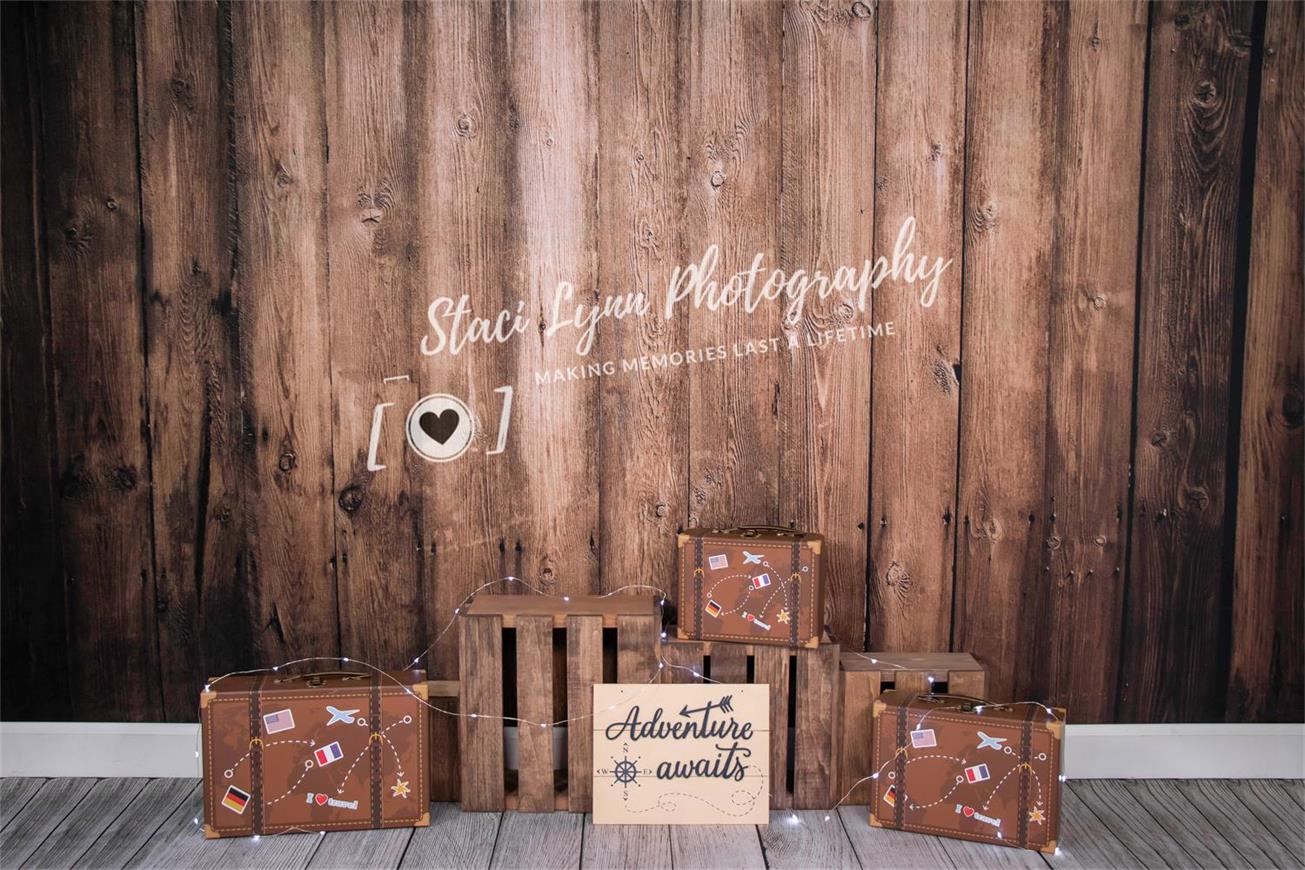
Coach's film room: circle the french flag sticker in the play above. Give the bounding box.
[964,763,990,784]
[314,741,344,767]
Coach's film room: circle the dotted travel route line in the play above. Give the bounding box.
[625,778,766,818]
[223,739,316,779]
[380,734,405,775]
[982,764,1043,811]
[890,753,967,810]
[265,761,314,806]
[703,572,795,620]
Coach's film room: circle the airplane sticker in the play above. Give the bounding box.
[742,551,763,565]
[326,706,359,726]
[976,731,1007,751]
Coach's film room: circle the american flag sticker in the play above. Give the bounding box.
[750,573,772,589]
[964,763,990,784]
[262,708,295,734]
[315,741,344,767]
[222,785,251,814]
[883,785,896,807]
[705,599,723,618]
[708,553,729,570]
[910,728,937,748]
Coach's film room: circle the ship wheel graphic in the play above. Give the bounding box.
[613,756,640,786]
[598,744,651,801]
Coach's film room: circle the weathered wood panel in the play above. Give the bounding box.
[135,0,245,719]
[1040,0,1148,723]
[952,0,1059,706]
[230,0,339,664]
[1227,0,1304,724]
[324,0,423,666]
[684,0,784,528]
[1120,0,1255,722]
[777,0,875,652]
[508,0,600,598]
[516,613,555,812]
[0,2,70,720]
[458,614,504,811]
[868,0,967,655]
[414,0,521,678]
[595,0,688,594]
[39,0,161,720]
[566,614,602,813]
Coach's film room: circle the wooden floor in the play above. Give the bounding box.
[0,779,1301,869]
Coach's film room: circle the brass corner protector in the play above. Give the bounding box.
[411,682,429,701]
[872,699,887,717]
[676,532,691,546]
[868,811,884,828]
[1047,719,1065,740]
[202,824,220,840]
[1040,839,1058,855]
[417,811,431,828]
[199,691,216,711]
[807,538,822,555]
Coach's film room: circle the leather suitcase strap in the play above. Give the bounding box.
[369,674,382,828]
[893,702,908,829]
[693,538,704,638]
[788,541,800,646]
[1016,704,1037,848]
[248,675,266,834]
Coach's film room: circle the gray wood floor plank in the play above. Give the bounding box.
[20,777,148,869]
[1175,780,1300,870]
[759,811,860,869]
[936,836,1049,869]
[1224,780,1305,866]
[1044,784,1140,870]
[200,829,322,870]
[73,779,198,870]
[0,779,96,868]
[1126,780,1256,869]
[1279,779,1304,812]
[1071,781,1199,869]
[489,812,581,870]
[122,784,208,869]
[306,827,414,870]
[669,822,765,870]
[580,817,670,869]
[836,807,957,869]
[0,781,46,833]
[398,804,498,870]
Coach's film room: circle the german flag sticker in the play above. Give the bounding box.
[222,784,251,815]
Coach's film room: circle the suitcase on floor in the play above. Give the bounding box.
[676,526,824,648]
[869,690,1065,853]
[200,670,430,838]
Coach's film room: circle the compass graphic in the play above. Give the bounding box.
[597,743,652,801]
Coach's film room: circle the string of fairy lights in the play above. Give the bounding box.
[193,576,1063,852]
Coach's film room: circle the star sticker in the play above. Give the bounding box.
[1028,808,1045,824]
[391,779,411,799]
[776,608,791,624]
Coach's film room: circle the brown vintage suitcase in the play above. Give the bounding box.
[200,670,430,838]
[869,690,1064,853]
[676,526,824,648]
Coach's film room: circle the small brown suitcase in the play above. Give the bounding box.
[200,670,430,838]
[869,690,1064,853]
[676,526,824,648]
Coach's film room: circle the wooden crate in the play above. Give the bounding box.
[456,594,661,812]
[660,635,842,810]
[838,652,986,804]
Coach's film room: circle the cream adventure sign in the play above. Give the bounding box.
[592,684,770,825]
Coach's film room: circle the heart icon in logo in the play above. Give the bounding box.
[963,806,975,818]
[315,793,329,806]
[418,409,460,445]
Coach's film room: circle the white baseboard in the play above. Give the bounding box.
[1,722,1301,780]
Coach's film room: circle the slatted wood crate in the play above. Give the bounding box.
[660,635,842,810]
[456,594,661,812]
[838,651,986,804]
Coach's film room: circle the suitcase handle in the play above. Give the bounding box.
[719,525,805,538]
[916,692,1004,712]
[272,671,369,686]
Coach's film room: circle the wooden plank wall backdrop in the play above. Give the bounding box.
[0,0,1300,726]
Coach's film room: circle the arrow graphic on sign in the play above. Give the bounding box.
[679,695,734,718]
